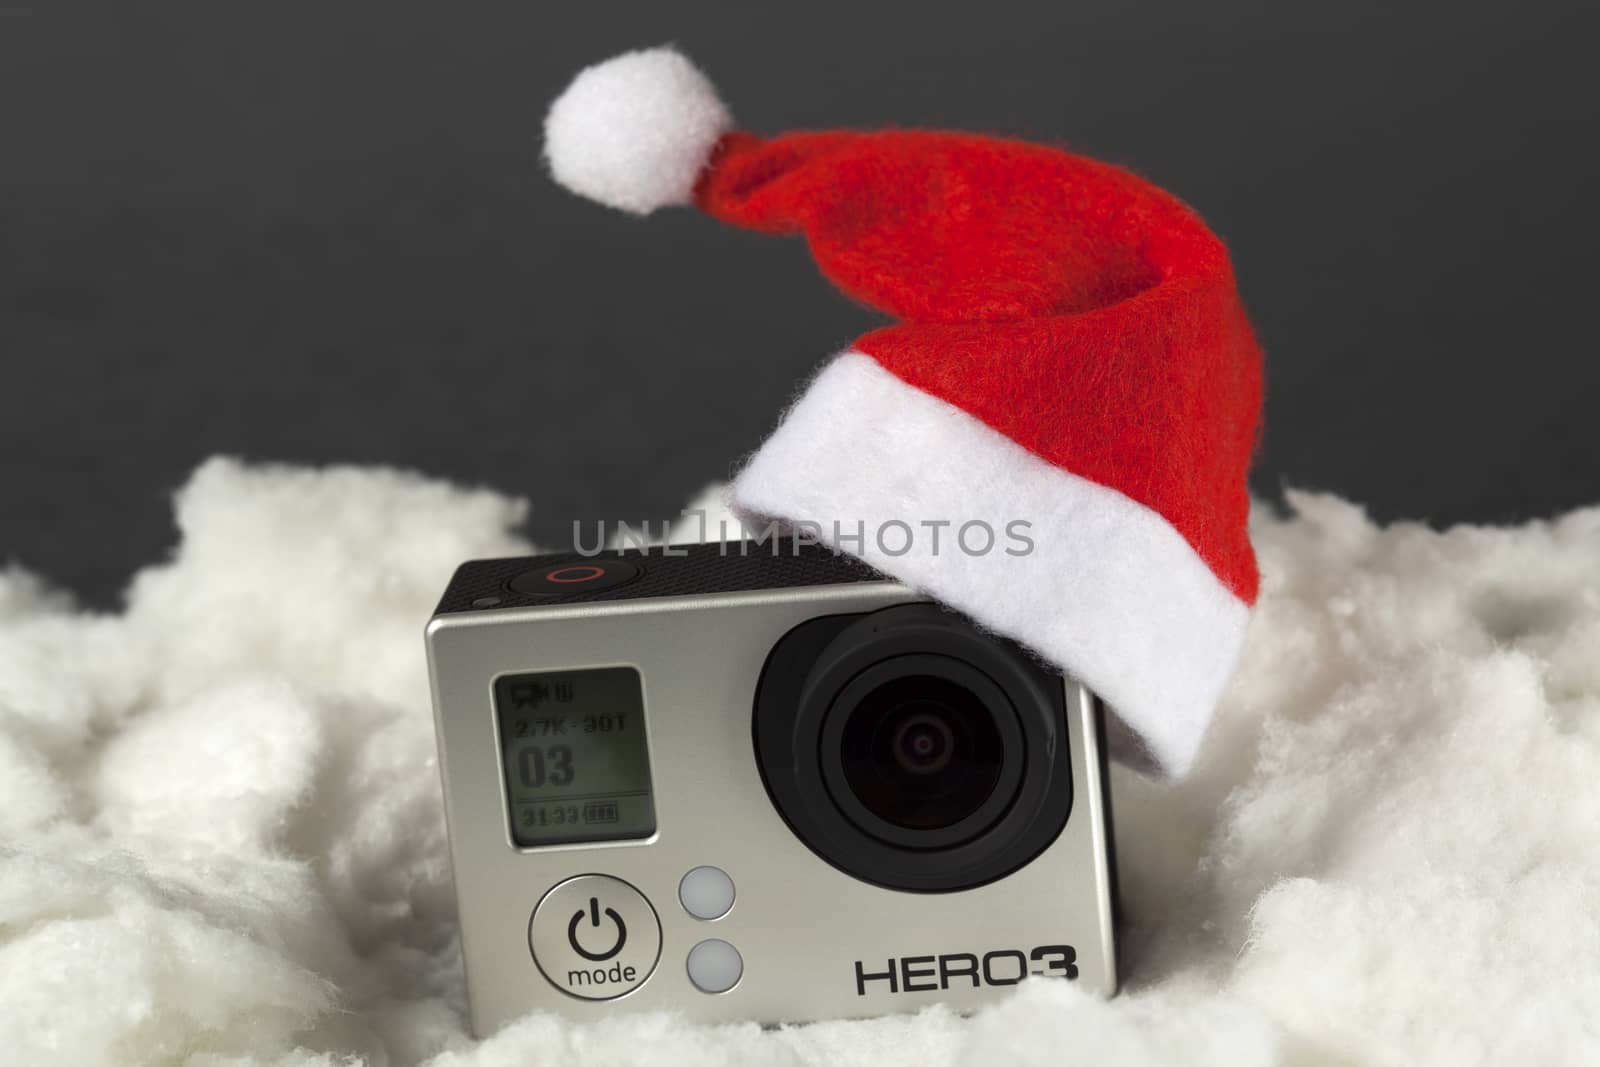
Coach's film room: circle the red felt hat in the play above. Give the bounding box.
[544,47,1264,775]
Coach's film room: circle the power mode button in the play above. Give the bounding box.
[529,875,661,1000]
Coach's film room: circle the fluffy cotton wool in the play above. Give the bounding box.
[2,457,1598,1066]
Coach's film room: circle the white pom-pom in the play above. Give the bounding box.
[543,47,733,216]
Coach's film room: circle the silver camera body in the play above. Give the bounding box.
[426,542,1118,1035]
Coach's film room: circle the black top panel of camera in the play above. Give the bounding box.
[433,540,887,617]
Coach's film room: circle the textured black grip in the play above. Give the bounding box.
[433,540,887,616]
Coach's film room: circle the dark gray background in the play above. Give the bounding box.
[3,1,1596,604]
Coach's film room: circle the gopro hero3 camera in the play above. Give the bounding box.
[426,541,1118,1035]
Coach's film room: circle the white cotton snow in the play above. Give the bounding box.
[1,460,1598,1065]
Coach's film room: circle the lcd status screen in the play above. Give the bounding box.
[494,667,657,847]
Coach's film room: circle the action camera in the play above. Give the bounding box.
[426,541,1118,1034]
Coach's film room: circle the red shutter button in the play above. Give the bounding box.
[508,559,643,597]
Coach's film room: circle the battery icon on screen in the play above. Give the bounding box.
[584,801,620,824]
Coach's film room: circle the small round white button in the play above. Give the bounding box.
[686,938,743,993]
[678,866,736,920]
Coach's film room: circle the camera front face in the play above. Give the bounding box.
[427,544,1117,1036]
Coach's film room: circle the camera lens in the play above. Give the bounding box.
[753,602,1076,892]
[893,711,955,775]
[838,674,1003,830]
[820,653,1022,848]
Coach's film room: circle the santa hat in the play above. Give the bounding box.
[543,47,1263,776]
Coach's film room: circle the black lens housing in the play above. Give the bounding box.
[753,603,1073,893]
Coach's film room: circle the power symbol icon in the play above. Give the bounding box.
[530,875,658,1000]
[567,896,627,961]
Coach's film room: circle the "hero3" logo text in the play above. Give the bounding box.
[854,945,1078,995]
